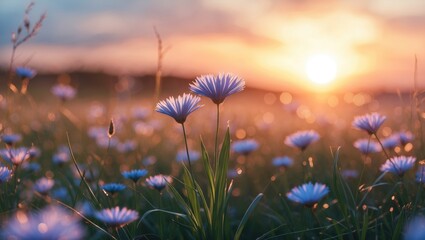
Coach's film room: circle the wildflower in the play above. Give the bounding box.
[352,112,386,135]
[1,133,22,146]
[0,147,30,166]
[284,130,320,151]
[404,215,425,240]
[102,183,126,195]
[398,131,414,146]
[341,169,359,179]
[28,146,41,159]
[52,151,70,165]
[232,139,259,155]
[51,84,77,101]
[353,139,381,154]
[21,162,41,172]
[176,149,201,163]
[380,156,416,177]
[116,140,137,153]
[2,206,86,240]
[381,135,400,150]
[146,174,172,191]
[189,73,245,104]
[156,93,202,124]
[416,165,425,183]
[94,207,139,228]
[34,177,55,195]
[287,182,329,207]
[0,166,12,183]
[131,106,150,120]
[15,66,36,79]
[122,169,148,183]
[272,156,294,168]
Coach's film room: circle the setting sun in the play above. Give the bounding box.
[305,54,337,85]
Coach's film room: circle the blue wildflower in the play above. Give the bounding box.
[34,177,55,195]
[2,206,86,240]
[122,169,148,183]
[404,215,425,240]
[381,135,400,149]
[287,182,329,207]
[0,147,30,166]
[156,93,202,124]
[51,84,77,101]
[95,206,139,228]
[1,134,22,146]
[15,66,36,79]
[352,112,386,135]
[0,166,12,183]
[284,130,320,151]
[176,149,201,163]
[189,73,245,104]
[380,156,416,177]
[232,139,259,155]
[272,156,294,168]
[416,166,425,183]
[398,131,414,146]
[102,183,126,195]
[353,139,381,154]
[146,174,172,191]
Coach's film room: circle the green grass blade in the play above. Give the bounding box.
[234,193,264,240]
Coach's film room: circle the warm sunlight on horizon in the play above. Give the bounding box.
[305,54,337,85]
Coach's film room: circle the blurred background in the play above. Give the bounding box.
[1,0,425,92]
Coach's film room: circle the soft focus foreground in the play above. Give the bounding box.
[0,71,425,239]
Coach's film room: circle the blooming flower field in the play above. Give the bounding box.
[1,4,425,240]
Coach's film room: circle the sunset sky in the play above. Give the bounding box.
[1,0,425,92]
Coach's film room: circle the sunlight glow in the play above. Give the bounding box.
[305,54,337,85]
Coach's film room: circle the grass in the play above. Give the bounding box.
[0,73,424,239]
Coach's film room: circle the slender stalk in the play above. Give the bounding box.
[214,103,220,170]
[374,133,400,172]
[159,192,164,240]
[181,123,193,174]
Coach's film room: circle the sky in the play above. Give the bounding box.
[1,0,425,92]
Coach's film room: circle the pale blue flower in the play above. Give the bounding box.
[122,169,148,183]
[341,169,359,179]
[287,182,329,207]
[380,156,416,176]
[95,206,139,228]
[176,149,201,163]
[353,139,381,154]
[51,84,77,101]
[1,134,22,146]
[2,205,86,240]
[381,135,400,149]
[398,131,414,146]
[404,216,425,240]
[34,177,55,195]
[189,73,245,104]
[0,147,30,166]
[272,156,294,168]
[116,140,137,153]
[0,166,12,183]
[156,93,202,124]
[15,66,36,79]
[352,112,386,135]
[232,139,259,155]
[146,174,172,191]
[102,183,126,194]
[284,130,320,151]
[416,166,425,183]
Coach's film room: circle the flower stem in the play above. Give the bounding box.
[181,123,193,173]
[214,103,220,171]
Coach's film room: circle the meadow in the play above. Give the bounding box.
[1,3,425,239]
[0,70,424,239]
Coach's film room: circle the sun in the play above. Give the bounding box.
[305,54,337,85]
